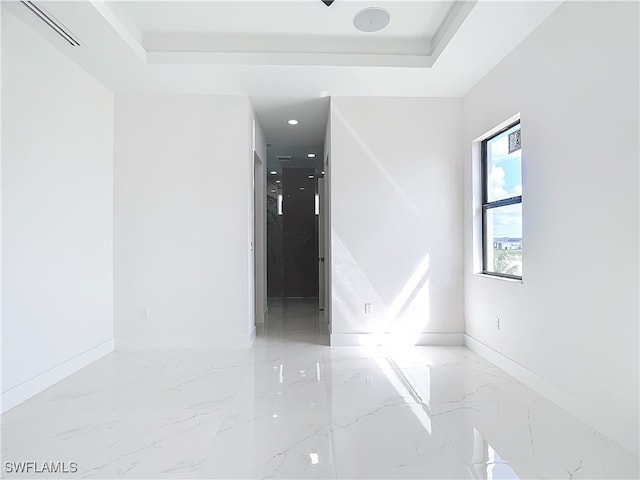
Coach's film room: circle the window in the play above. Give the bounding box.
[482,121,522,279]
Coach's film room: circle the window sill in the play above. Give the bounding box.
[473,273,523,284]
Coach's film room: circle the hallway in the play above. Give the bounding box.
[258,298,329,346]
[1,303,637,479]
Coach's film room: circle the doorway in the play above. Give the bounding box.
[267,165,319,298]
[282,167,318,297]
[263,153,326,344]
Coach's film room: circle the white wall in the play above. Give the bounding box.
[114,94,255,349]
[1,10,114,412]
[463,1,639,454]
[330,97,464,346]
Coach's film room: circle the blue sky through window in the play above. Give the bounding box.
[487,124,522,238]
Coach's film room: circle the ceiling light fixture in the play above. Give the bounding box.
[307,153,316,158]
[287,119,299,125]
[308,175,315,179]
[354,7,390,33]
[270,171,278,175]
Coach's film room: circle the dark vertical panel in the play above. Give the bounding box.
[266,177,283,296]
[282,168,318,298]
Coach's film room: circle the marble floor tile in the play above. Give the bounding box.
[331,402,466,477]
[2,408,228,478]
[2,298,637,479]
[197,399,335,479]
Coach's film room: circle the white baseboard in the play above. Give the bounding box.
[464,334,638,457]
[330,332,464,347]
[1,339,115,414]
[116,333,255,350]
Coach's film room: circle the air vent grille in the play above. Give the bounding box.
[21,1,81,46]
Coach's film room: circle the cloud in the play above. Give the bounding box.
[489,166,507,199]
[491,203,522,238]
[488,166,521,200]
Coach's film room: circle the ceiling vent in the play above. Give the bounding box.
[276,156,293,162]
[21,1,82,46]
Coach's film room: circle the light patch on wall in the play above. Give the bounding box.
[332,232,432,347]
[277,194,283,215]
[369,254,431,346]
[315,194,319,215]
[333,106,423,219]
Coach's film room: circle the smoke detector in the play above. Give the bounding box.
[353,7,390,33]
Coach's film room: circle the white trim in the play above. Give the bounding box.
[330,333,464,347]
[255,307,268,325]
[472,112,521,143]
[147,51,432,68]
[464,334,638,456]
[89,0,147,62]
[472,273,523,284]
[115,333,255,350]
[1,339,114,414]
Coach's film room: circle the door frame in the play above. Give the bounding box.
[323,153,331,333]
[253,151,267,324]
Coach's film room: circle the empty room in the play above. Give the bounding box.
[1,0,638,479]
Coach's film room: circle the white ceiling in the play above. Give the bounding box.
[110,1,452,38]
[253,96,330,147]
[104,1,469,60]
[3,0,563,146]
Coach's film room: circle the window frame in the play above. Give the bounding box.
[481,120,522,280]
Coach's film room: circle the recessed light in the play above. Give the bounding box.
[271,189,276,193]
[288,119,299,125]
[307,153,316,158]
[270,171,277,175]
[321,171,325,175]
[354,7,390,33]
[299,187,305,191]
[276,180,281,183]
[308,175,314,179]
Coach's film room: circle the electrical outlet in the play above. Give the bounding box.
[364,303,372,315]
[494,316,500,331]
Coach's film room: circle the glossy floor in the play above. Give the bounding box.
[2,299,638,479]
